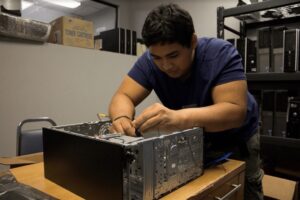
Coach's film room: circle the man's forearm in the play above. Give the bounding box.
[179,102,246,132]
[109,93,136,121]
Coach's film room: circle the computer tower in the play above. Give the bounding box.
[257,27,271,72]
[132,30,137,55]
[43,121,203,200]
[283,29,300,72]
[100,28,125,54]
[126,29,131,55]
[286,97,300,138]
[236,38,245,70]
[235,38,256,73]
[273,90,288,137]
[272,26,286,72]
[246,38,257,72]
[234,38,247,71]
[261,90,275,136]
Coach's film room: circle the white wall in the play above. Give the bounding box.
[0,41,158,156]
[22,5,70,23]
[86,7,116,34]
[0,0,241,157]
[126,0,239,39]
[88,0,240,39]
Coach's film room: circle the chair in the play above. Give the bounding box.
[16,117,57,156]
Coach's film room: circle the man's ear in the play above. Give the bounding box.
[191,33,197,49]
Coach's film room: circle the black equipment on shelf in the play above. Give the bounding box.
[286,97,300,138]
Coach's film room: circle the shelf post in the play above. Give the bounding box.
[240,20,246,39]
[217,6,224,39]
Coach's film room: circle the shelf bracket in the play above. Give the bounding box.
[224,25,243,37]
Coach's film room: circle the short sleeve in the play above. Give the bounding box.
[128,52,153,91]
[214,42,246,85]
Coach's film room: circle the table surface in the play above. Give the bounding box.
[10,159,245,200]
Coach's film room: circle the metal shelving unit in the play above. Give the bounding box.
[246,73,300,90]
[261,135,300,149]
[217,0,300,185]
[246,72,300,81]
[217,0,300,38]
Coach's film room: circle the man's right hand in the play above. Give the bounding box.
[110,116,136,136]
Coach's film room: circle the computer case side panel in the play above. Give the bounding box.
[43,128,124,200]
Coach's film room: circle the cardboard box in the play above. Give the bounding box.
[48,16,94,49]
[263,174,298,200]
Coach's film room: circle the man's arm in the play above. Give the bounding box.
[109,75,151,136]
[133,80,247,133]
[181,80,247,132]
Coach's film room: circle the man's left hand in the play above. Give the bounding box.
[133,103,182,133]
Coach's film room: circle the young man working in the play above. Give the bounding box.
[109,3,263,200]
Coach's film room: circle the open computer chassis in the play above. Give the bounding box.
[43,120,203,200]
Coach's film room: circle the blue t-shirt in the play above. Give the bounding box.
[128,37,258,144]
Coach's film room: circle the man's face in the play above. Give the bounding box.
[149,42,195,79]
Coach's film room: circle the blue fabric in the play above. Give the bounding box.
[128,37,258,142]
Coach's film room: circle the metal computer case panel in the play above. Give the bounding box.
[257,27,271,72]
[272,26,286,73]
[43,121,203,200]
[283,29,299,72]
[43,126,124,200]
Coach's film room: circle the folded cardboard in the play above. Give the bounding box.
[0,152,43,168]
[48,16,94,49]
[263,174,298,200]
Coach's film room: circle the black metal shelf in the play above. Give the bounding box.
[245,15,300,30]
[223,0,300,17]
[217,0,300,38]
[218,1,300,183]
[246,72,300,81]
[261,135,300,149]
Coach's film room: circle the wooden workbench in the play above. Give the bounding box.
[10,159,245,200]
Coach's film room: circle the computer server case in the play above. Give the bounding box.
[100,28,137,55]
[272,26,286,73]
[287,97,300,138]
[227,38,256,72]
[43,121,203,200]
[257,27,271,72]
[283,29,300,72]
[100,28,125,54]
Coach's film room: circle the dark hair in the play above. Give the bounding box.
[142,4,195,48]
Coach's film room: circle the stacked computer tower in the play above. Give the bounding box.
[283,29,300,72]
[98,27,137,55]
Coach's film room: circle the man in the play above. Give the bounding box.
[109,3,263,200]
